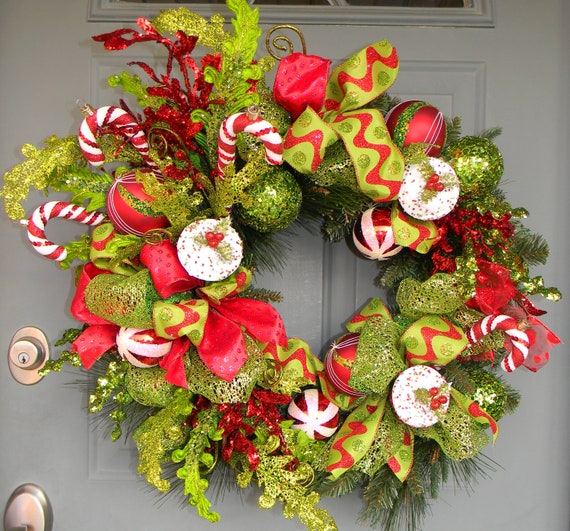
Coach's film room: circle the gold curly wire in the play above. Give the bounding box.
[262,358,283,386]
[265,24,307,60]
[143,227,172,245]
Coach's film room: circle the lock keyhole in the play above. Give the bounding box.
[7,327,50,385]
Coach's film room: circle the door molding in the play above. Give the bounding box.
[87,0,495,27]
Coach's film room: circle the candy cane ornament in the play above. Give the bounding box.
[21,201,105,262]
[78,105,158,169]
[467,313,531,372]
[217,105,283,178]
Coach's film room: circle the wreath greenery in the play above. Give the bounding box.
[0,2,562,530]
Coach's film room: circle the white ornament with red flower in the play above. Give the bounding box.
[176,217,243,281]
[398,157,460,221]
[391,365,451,428]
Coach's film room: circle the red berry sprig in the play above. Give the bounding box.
[205,231,225,248]
[428,386,449,410]
[425,173,445,192]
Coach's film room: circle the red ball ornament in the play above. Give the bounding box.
[324,333,365,397]
[385,100,447,157]
[106,169,169,236]
[352,206,402,260]
[287,388,340,440]
[116,327,173,368]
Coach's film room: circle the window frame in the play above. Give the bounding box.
[87,0,495,27]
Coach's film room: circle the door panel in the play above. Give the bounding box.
[1,1,568,530]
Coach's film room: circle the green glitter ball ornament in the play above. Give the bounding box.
[237,167,302,233]
[465,368,507,420]
[442,136,504,198]
[124,365,176,407]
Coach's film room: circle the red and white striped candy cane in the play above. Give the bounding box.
[467,313,531,372]
[21,201,105,262]
[217,105,283,178]
[78,105,158,169]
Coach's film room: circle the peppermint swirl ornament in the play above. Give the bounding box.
[352,206,402,260]
[116,327,173,368]
[287,388,340,440]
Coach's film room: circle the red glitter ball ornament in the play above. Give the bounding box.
[287,388,340,440]
[324,333,365,397]
[106,169,169,236]
[352,206,402,260]
[116,327,173,368]
[385,100,447,157]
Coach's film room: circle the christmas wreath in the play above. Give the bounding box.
[1,1,562,530]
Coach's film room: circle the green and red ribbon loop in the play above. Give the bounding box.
[90,223,141,276]
[327,395,386,479]
[281,41,405,203]
[323,282,498,481]
[153,267,288,382]
[391,204,438,254]
[70,263,287,387]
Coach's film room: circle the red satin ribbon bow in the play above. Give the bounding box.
[70,262,191,388]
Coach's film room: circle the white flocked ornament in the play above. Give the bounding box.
[391,365,451,428]
[398,157,460,221]
[177,217,243,281]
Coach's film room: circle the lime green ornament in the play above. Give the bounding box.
[124,365,177,407]
[237,167,302,233]
[465,368,507,420]
[442,136,504,198]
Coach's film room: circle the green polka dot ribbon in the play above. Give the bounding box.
[282,41,404,203]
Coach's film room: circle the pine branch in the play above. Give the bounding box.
[510,222,550,266]
[313,468,364,498]
[478,126,502,140]
[240,286,283,303]
[444,116,462,145]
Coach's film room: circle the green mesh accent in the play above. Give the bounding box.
[396,274,465,320]
[185,336,264,403]
[349,316,405,394]
[125,365,177,407]
[415,403,489,461]
[84,269,159,328]
[311,141,359,189]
